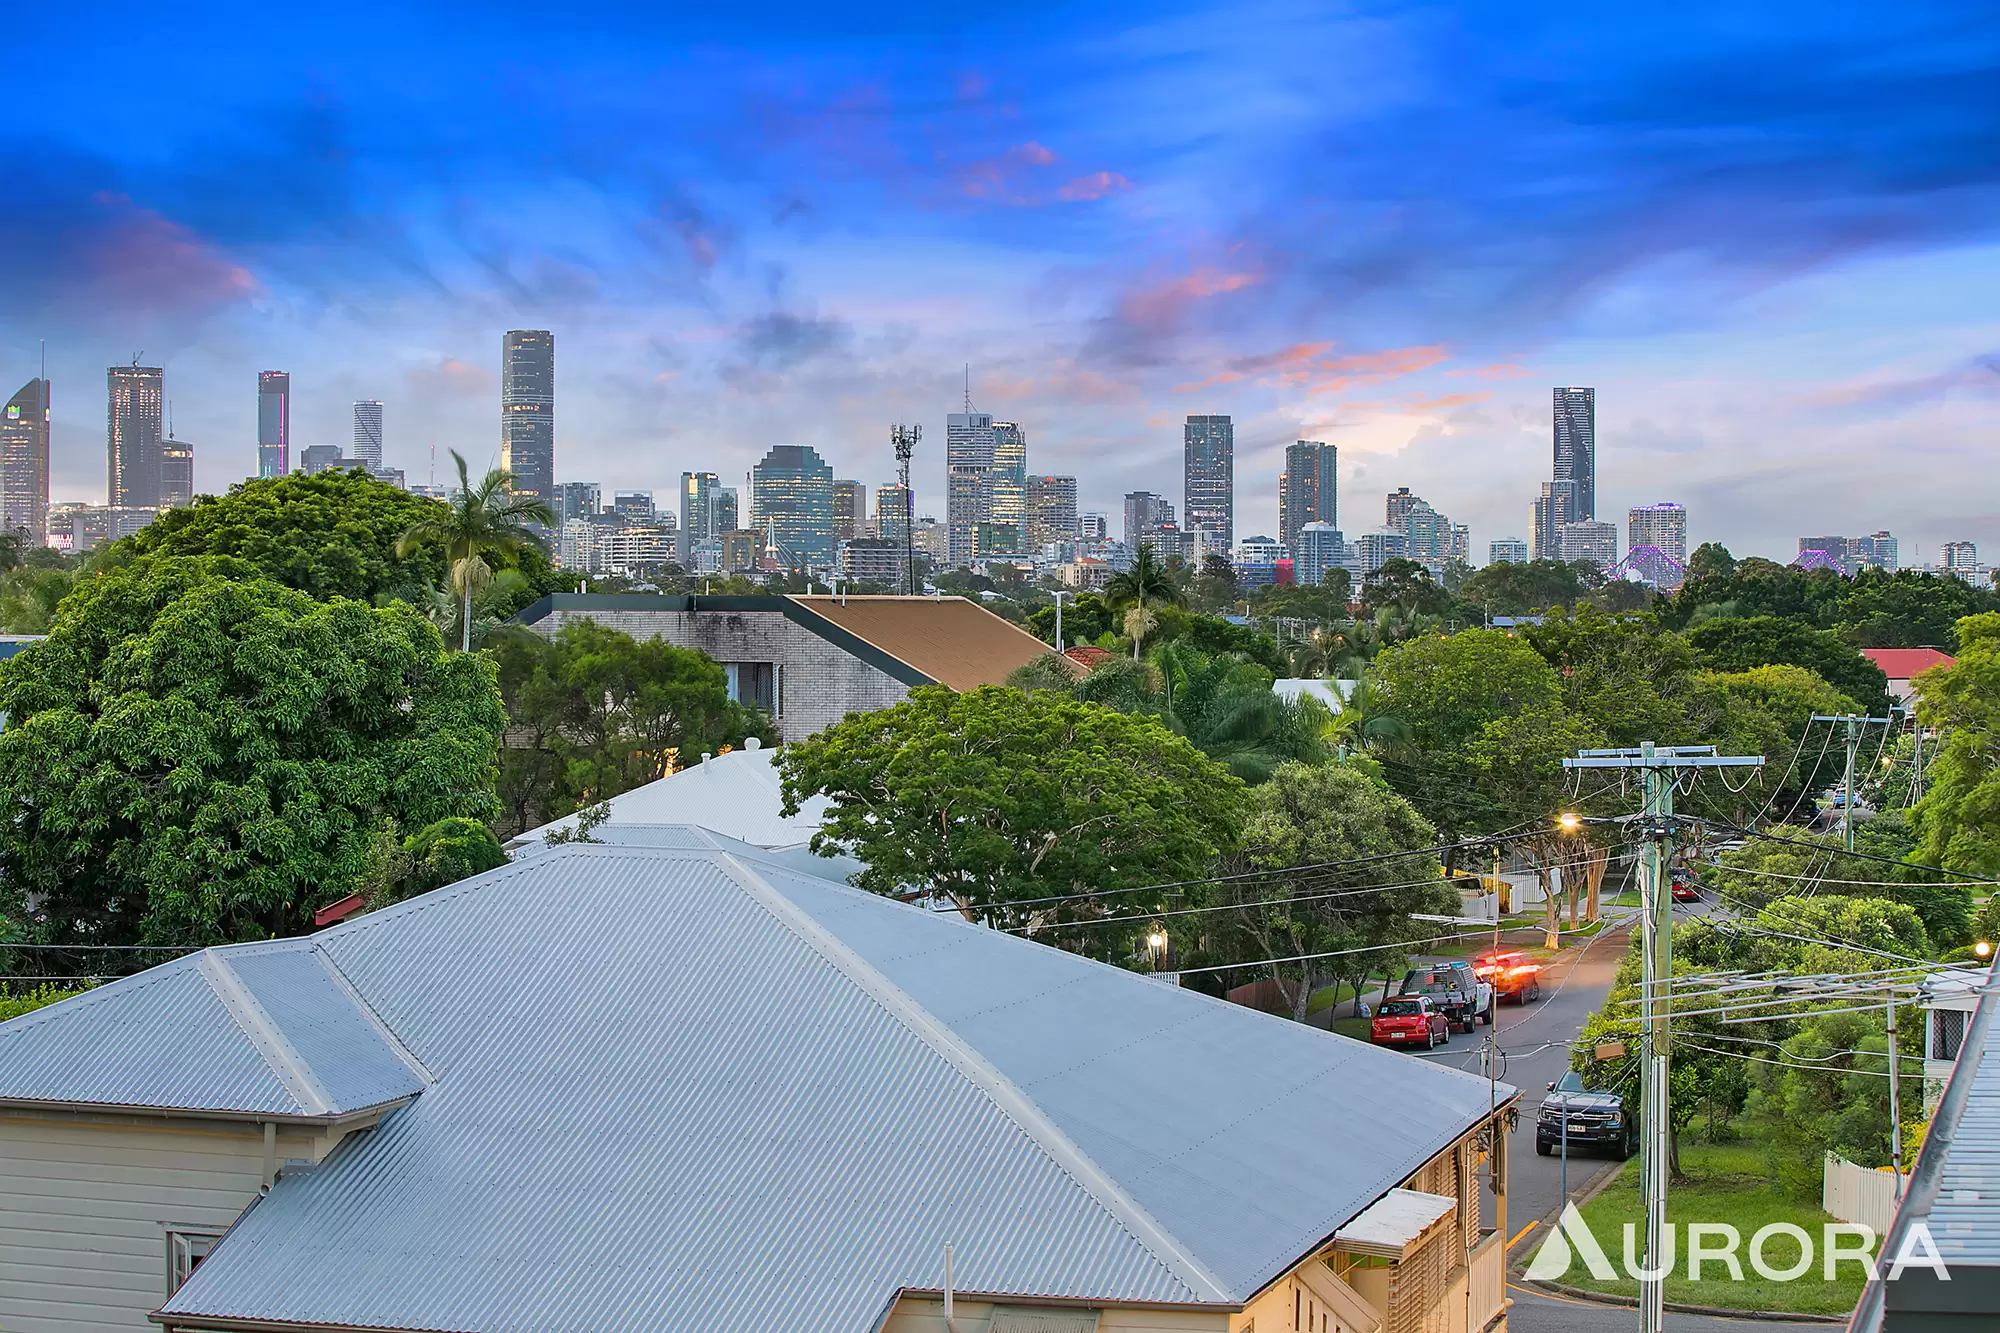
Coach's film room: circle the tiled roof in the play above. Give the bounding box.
[1859,647,1955,680]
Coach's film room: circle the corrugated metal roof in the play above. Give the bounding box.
[790,595,1056,692]
[507,744,830,852]
[0,943,424,1118]
[1924,969,2000,1267]
[63,837,1513,1331]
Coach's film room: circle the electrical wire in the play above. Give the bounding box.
[1169,922,1503,976]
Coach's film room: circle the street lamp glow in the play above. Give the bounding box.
[1557,812,1582,833]
[1147,928,1168,953]
[1977,940,1993,960]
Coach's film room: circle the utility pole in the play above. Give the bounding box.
[1912,723,1925,804]
[1563,743,1762,1333]
[1052,590,1069,652]
[1886,995,1904,1199]
[1812,714,1895,851]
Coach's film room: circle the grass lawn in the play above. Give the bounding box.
[1306,980,1355,1014]
[1330,1016,1372,1040]
[1560,1138,1868,1316]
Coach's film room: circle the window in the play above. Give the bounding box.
[165,1229,222,1297]
[1933,1008,1967,1062]
[723,662,776,713]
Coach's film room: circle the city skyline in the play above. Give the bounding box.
[4,4,1997,560]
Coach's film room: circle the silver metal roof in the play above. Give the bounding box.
[22,833,1517,1332]
[0,939,425,1118]
[506,743,832,853]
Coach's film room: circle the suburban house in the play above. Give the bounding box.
[1917,964,1990,1112]
[512,593,1057,740]
[1858,647,1954,709]
[0,828,1518,1333]
[1851,955,1998,1333]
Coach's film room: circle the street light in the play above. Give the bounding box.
[1977,940,1993,961]
[1557,812,1582,833]
[1146,926,1168,971]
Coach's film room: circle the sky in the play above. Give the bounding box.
[5,0,1999,563]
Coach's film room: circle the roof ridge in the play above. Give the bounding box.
[710,849,1232,1305]
[307,946,437,1087]
[196,951,334,1117]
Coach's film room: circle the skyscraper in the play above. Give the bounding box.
[875,482,912,552]
[750,444,835,568]
[1559,520,1618,570]
[1404,501,1453,570]
[832,480,868,543]
[1278,440,1336,549]
[1490,538,1529,564]
[680,471,727,560]
[0,378,50,540]
[1124,491,1175,546]
[1627,503,1688,563]
[1385,487,1420,533]
[108,364,164,509]
[945,408,995,568]
[1183,414,1234,551]
[1294,523,1347,587]
[352,400,384,470]
[501,330,554,505]
[987,421,1027,552]
[1553,387,1596,521]
[1024,475,1078,549]
[1853,531,1898,572]
[1532,480,1576,561]
[558,481,603,525]
[160,427,193,509]
[257,371,290,479]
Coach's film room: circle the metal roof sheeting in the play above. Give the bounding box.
[0,943,423,1118]
[507,744,832,852]
[37,837,1512,1332]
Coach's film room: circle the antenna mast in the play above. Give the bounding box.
[892,423,920,596]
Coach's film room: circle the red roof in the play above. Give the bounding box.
[1860,647,1954,680]
[1062,646,1119,670]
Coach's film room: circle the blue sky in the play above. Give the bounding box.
[5,1,1999,560]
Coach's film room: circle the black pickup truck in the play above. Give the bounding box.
[1536,1071,1636,1158]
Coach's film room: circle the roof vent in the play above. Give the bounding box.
[745,736,762,751]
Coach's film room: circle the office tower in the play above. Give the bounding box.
[1490,538,1529,564]
[875,482,912,550]
[1385,487,1420,533]
[1532,480,1576,561]
[1294,523,1348,587]
[257,371,290,479]
[558,481,603,525]
[1853,531,1898,572]
[712,487,738,534]
[1353,530,1409,580]
[1025,475,1078,549]
[833,480,868,543]
[945,406,995,567]
[1403,501,1453,570]
[1123,491,1175,546]
[299,444,348,474]
[108,364,165,509]
[1553,387,1596,521]
[160,428,193,509]
[1079,512,1108,542]
[0,378,50,540]
[1183,414,1234,551]
[985,420,1027,553]
[1559,520,1618,570]
[612,491,655,523]
[750,444,835,568]
[1449,524,1471,564]
[1627,503,1688,563]
[1941,541,1980,579]
[679,472,730,560]
[1278,440,1337,550]
[500,330,555,504]
[352,400,384,469]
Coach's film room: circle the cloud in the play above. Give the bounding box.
[1807,353,2000,412]
[1178,342,1448,394]
[958,141,1063,203]
[727,311,851,375]
[406,356,493,395]
[1056,171,1132,202]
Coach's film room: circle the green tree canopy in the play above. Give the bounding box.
[779,685,1244,945]
[1708,824,1969,949]
[1685,666,1861,826]
[1687,615,1892,715]
[1523,605,1698,745]
[488,621,772,837]
[1913,612,2000,877]
[0,558,506,949]
[1457,559,1585,616]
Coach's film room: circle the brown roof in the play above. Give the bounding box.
[1063,645,1120,670]
[788,595,1056,691]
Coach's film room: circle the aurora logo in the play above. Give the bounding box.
[1524,1202,1951,1283]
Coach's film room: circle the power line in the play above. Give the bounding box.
[1704,821,2000,885]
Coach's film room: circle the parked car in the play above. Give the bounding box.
[1399,960,1494,1033]
[1536,1071,1635,1158]
[1370,996,1449,1050]
[1472,948,1543,1004]
[1669,872,1701,903]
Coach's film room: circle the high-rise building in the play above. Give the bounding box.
[1532,480,1576,561]
[612,491,655,523]
[945,408,995,568]
[1559,520,1618,570]
[832,480,868,543]
[0,378,50,540]
[1404,501,1454,570]
[257,371,290,479]
[1385,487,1420,533]
[1627,503,1688,563]
[1124,491,1175,547]
[1798,535,1853,570]
[712,487,738,535]
[108,364,165,509]
[1278,440,1337,550]
[1941,541,1980,580]
[160,428,194,509]
[1025,475,1078,549]
[988,421,1027,553]
[679,472,733,560]
[875,482,912,551]
[1553,387,1596,521]
[500,330,554,505]
[1079,512,1108,543]
[1183,414,1234,551]
[750,444,835,568]
[1353,529,1409,580]
[352,400,384,470]
[1449,524,1471,564]
[1294,523,1347,587]
[1853,531,1898,572]
[558,481,603,525]
[299,444,349,474]
[1490,538,1529,565]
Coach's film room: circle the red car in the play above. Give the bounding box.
[1670,873,1701,903]
[1473,948,1544,1004]
[1371,996,1449,1050]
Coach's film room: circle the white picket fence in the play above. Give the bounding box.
[1823,1153,1909,1237]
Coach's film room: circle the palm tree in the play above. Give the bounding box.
[1319,674,1412,758]
[396,451,555,651]
[1103,543,1184,659]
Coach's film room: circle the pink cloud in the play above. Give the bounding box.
[1056,171,1133,202]
[1119,267,1265,325]
[957,142,1063,203]
[1176,342,1448,394]
[957,71,990,101]
[1448,360,1532,381]
[1015,141,1057,166]
[80,192,256,312]
[407,356,493,395]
